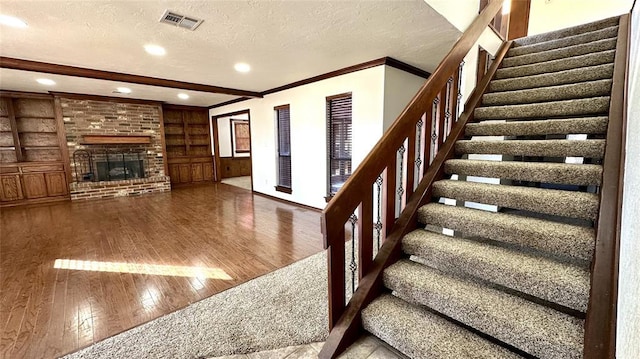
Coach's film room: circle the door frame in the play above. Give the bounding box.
[210,109,252,191]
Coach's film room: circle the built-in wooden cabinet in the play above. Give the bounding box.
[0,93,70,206]
[162,105,215,186]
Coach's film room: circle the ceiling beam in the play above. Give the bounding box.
[0,57,263,98]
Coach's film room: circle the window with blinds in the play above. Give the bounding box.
[275,105,292,193]
[326,93,352,196]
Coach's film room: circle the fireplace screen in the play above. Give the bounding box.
[73,149,147,182]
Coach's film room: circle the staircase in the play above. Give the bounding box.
[357,17,622,359]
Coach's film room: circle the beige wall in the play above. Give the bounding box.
[528,0,633,35]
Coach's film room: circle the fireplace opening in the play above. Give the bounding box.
[73,149,147,182]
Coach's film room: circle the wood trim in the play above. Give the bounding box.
[157,105,169,178]
[211,115,221,182]
[274,185,292,194]
[53,96,72,184]
[507,0,531,40]
[252,191,321,212]
[212,109,251,120]
[583,14,629,359]
[0,91,53,100]
[319,37,512,359]
[1,57,262,98]
[80,135,152,144]
[384,57,431,79]
[50,92,163,106]
[208,97,251,110]
[326,92,353,101]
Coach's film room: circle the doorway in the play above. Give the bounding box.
[211,109,253,191]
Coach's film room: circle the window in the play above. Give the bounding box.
[275,105,292,193]
[326,93,352,197]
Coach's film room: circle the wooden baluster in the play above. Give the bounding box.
[406,125,417,199]
[383,160,396,236]
[416,113,426,179]
[437,88,447,153]
[449,71,460,132]
[327,226,346,329]
[358,195,373,280]
[425,105,435,166]
[374,175,384,250]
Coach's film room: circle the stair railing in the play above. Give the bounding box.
[319,1,511,357]
[583,13,630,359]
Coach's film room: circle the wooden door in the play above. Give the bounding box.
[178,164,191,183]
[22,173,47,199]
[202,161,214,181]
[45,172,68,196]
[191,163,203,182]
[0,175,23,201]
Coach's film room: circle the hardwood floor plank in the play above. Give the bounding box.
[0,183,323,358]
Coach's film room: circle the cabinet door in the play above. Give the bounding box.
[0,175,23,201]
[191,163,203,182]
[202,161,214,181]
[45,172,68,197]
[22,173,48,199]
[178,164,191,183]
[168,164,181,184]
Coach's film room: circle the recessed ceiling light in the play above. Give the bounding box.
[234,63,251,73]
[144,44,166,56]
[116,87,132,94]
[0,15,28,28]
[177,93,189,100]
[36,78,55,86]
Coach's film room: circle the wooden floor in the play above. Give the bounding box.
[0,183,324,359]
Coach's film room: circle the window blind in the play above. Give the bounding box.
[327,94,352,195]
[275,105,292,190]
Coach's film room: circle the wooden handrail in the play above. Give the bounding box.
[583,13,629,359]
[321,0,504,245]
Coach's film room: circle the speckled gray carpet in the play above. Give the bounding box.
[62,251,330,359]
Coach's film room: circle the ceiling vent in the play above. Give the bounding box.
[159,10,203,31]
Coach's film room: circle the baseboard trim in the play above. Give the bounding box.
[252,191,322,212]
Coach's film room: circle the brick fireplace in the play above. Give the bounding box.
[60,98,170,200]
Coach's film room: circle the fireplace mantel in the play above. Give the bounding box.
[81,135,152,145]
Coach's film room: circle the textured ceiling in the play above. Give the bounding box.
[0,0,460,106]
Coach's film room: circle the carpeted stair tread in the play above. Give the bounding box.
[361,294,523,359]
[502,38,617,68]
[384,260,585,359]
[474,97,610,120]
[513,16,619,47]
[495,50,615,80]
[432,179,599,220]
[490,63,614,92]
[445,159,602,186]
[417,203,594,260]
[482,79,612,106]
[465,117,608,136]
[507,26,618,57]
[455,139,605,158]
[402,230,591,312]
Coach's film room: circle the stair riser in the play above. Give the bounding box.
[402,231,590,312]
[432,180,599,220]
[474,97,610,120]
[490,64,614,92]
[513,17,619,47]
[482,80,612,106]
[445,159,602,186]
[455,140,605,159]
[495,50,615,80]
[507,26,618,57]
[465,117,608,137]
[385,261,585,359]
[417,205,595,261]
[502,38,617,68]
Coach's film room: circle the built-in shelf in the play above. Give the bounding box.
[81,135,152,145]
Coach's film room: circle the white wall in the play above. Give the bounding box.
[618,6,640,359]
[382,66,428,130]
[215,113,250,158]
[528,0,634,35]
[210,66,386,209]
